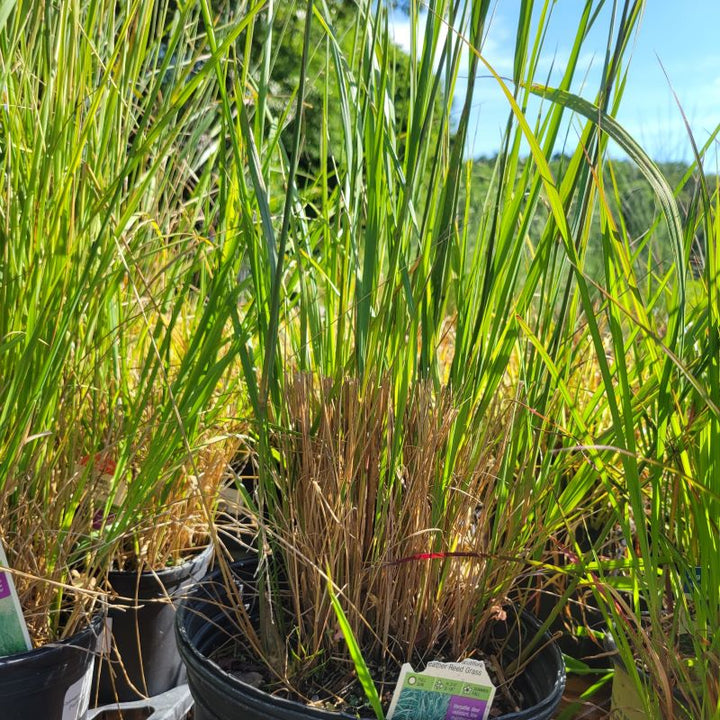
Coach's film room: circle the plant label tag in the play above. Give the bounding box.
[62,663,94,720]
[98,616,113,655]
[679,565,702,634]
[0,541,32,656]
[387,659,496,720]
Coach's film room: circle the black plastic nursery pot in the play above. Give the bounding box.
[215,458,261,562]
[93,543,213,704]
[524,577,607,668]
[176,561,566,720]
[0,612,104,720]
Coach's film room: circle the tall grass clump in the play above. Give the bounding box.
[587,152,720,718]
[0,0,249,643]
[194,0,656,710]
[5,0,719,716]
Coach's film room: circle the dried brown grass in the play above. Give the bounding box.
[257,372,545,689]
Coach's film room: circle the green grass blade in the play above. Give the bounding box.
[327,573,385,720]
[526,83,686,330]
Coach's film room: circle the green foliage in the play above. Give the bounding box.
[242,0,441,189]
[464,154,711,290]
[1,1,719,717]
[0,0,244,641]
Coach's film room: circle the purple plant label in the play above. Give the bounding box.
[0,571,10,599]
[446,696,488,720]
[0,542,32,655]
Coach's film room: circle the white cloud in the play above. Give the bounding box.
[388,7,515,78]
[388,12,413,55]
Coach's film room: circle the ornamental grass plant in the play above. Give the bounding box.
[572,150,720,717]
[194,0,674,713]
[521,59,720,720]
[2,0,719,717]
[0,0,249,643]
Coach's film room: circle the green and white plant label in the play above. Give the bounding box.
[387,659,496,720]
[0,540,32,656]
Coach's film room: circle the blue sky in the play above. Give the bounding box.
[389,2,720,164]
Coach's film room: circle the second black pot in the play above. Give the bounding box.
[176,561,566,720]
[523,576,607,668]
[93,543,213,704]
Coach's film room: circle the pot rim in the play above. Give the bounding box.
[108,542,214,582]
[0,611,105,666]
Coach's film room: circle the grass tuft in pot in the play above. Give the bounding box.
[198,372,561,715]
[185,0,651,714]
[0,0,247,648]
